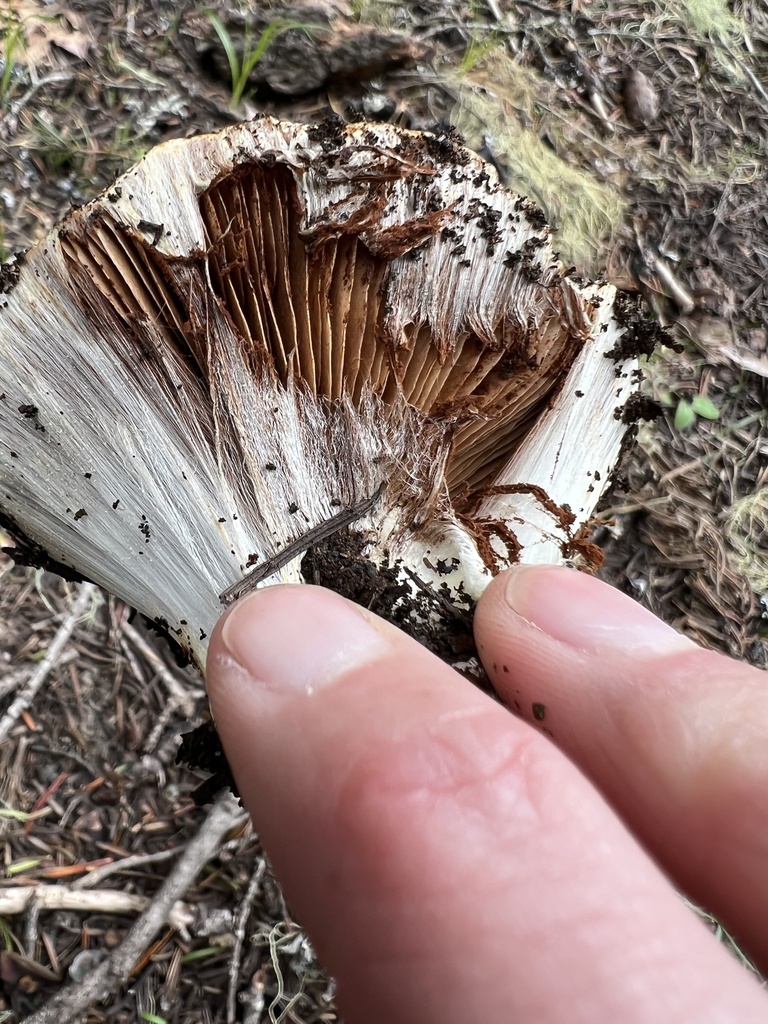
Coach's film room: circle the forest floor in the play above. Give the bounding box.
[0,0,767,1020]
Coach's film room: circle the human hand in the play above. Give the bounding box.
[206,565,768,1024]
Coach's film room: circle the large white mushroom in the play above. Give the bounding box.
[0,117,657,670]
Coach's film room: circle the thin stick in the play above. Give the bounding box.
[401,566,467,621]
[22,792,246,1024]
[0,884,192,935]
[121,621,201,718]
[219,483,385,604]
[227,859,266,1024]
[0,650,79,701]
[5,71,73,125]
[24,896,40,959]
[0,584,97,745]
[72,846,185,890]
[651,255,695,314]
[143,696,184,753]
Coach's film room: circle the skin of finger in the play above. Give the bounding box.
[206,588,767,1024]
[475,571,768,972]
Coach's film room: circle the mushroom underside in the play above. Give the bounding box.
[0,118,647,669]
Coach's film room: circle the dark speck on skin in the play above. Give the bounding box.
[532,702,546,721]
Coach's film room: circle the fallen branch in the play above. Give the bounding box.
[0,584,98,745]
[22,791,245,1024]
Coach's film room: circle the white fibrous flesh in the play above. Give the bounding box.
[0,118,650,668]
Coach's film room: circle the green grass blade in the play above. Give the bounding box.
[206,12,241,103]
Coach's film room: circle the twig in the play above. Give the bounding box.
[22,791,245,1024]
[651,255,695,314]
[0,650,79,701]
[241,972,267,1024]
[121,621,201,718]
[24,896,40,959]
[72,846,185,890]
[402,566,467,621]
[485,0,505,22]
[220,483,385,604]
[0,584,97,746]
[0,884,192,934]
[143,697,183,754]
[227,859,266,1024]
[1,72,73,134]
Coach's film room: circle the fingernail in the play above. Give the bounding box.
[219,585,392,698]
[505,565,693,655]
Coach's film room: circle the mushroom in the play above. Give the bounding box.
[0,117,657,672]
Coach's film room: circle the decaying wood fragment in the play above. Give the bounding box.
[0,117,660,669]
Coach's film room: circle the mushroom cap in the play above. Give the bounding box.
[0,117,647,665]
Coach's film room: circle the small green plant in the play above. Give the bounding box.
[672,393,720,430]
[206,12,314,108]
[458,32,504,75]
[0,917,17,953]
[24,113,91,177]
[0,807,32,822]
[180,946,226,965]
[6,858,42,876]
[110,122,148,169]
[0,14,25,105]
